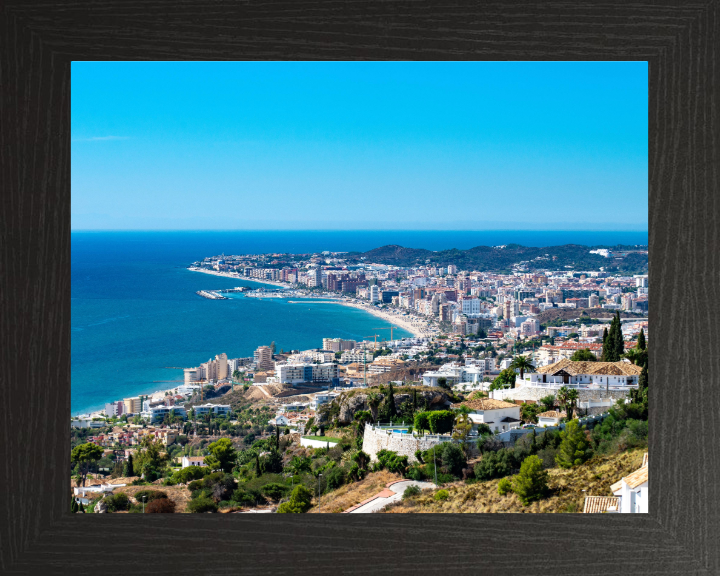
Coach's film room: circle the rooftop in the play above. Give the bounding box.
[452,398,519,411]
[535,358,643,376]
[583,496,621,513]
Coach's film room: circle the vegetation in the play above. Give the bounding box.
[569,348,597,362]
[277,485,313,513]
[555,420,593,468]
[510,455,549,505]
[70,443,104,487]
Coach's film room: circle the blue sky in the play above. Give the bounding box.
[71,61,648,231]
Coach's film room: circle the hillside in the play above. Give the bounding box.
[535,308,646,324]
[380,448,646,513]
[344,243,648,274]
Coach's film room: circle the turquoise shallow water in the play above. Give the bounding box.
[71,230,647,414]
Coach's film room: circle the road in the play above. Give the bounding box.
[345,480,436,514]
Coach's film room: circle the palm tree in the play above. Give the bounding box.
[556,386,571,416]
[623,348,643,365]
[566,388,579,419]
[510,355,535,380]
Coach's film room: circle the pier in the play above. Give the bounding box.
[196,290,228,300]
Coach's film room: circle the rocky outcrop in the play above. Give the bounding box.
[329,387,454,426]
[94,499,108,514]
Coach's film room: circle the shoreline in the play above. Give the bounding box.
[187,266,430,338]
[73,268,430,416]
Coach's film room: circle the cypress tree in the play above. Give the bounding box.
[386,383,397,419]
[637,328,646,350]
[71,497,78,513]
[275,425,280,450]
[601,328,610,361]
[638,361,648,391]
[613,312,625,360]
[412,389,417,412]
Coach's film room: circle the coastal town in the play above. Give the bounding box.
[71,244,649,515]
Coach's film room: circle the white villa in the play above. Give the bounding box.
[423,362,488,387]
[585,453,648,514]
[519,359,643,389]
[611,452,649,513]
[451,398,521,433]
[181,456,205,468]
[536,410,565,427]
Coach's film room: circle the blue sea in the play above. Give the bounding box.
[71,230,648,415]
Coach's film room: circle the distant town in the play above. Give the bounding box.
[71,244,649,515]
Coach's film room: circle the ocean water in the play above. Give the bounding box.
[71,230,647,414]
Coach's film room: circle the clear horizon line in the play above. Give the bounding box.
[70,228,650,233]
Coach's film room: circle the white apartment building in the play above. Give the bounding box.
[340,350,374,364]
[369,285,380,303]
[461,298,481,315]
[275,363,339,384]
[192,404,231,418]
[422,363,487,387]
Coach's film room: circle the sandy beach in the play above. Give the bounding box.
[187,267,431,338]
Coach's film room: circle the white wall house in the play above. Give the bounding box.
[522,359,643,388]
[536,411,564,427]
[422,363,486,387]
[451,398,521,433]
[192,404,231,418]
[181,456,205,468]
[611,453,649,513]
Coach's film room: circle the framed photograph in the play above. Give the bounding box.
[2,2,716,575]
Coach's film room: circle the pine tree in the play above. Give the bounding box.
[637,328,646,350]
[555,420,593,468]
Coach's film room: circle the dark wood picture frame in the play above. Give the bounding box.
[1,2,716,574]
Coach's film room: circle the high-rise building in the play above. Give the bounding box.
[447,264,457,274]
[322,338,356,352]
[588,293,600,307]
[308,268,322,287]
[123,397,142,414]
[254,346,275,371]
[369,285,380,303]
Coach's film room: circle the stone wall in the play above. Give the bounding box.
[499,385,632,403]
[361,424,452,463]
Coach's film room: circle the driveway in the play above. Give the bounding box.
[344,479,436,513]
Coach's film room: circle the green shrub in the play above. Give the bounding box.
[276,485,313,513]
[511,455,548,506]
[555,420,593,468]
[440,443,466,477]
[322,465,346,493]
[428,411,455,434]
[187,479,204,492]
[497,477,512,496]
[375,450,409,475]
[104,492,130,512]
[187,495,218,513]
[403,485,421,499]
[474,450,512,481]
[405,465,427,481]
[433,489,449,501]
[172,466,209,484]
[260,482,289,501]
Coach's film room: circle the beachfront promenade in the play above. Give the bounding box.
[187,267,431,338]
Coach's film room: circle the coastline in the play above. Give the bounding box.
[74,267,430,417]
[187,266,430,338]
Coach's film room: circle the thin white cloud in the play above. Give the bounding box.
[72,136,130,142]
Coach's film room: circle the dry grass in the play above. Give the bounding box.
[381,448,646,514]
[307,470,401,513]
[113,484,193,513]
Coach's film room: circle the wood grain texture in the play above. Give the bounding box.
[0,1,717,574]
